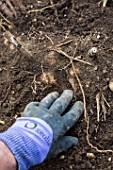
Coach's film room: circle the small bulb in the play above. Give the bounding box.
[88,47,98,56]
[97,35,100,39]
[86,153,95,159]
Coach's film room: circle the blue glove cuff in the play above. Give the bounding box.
[0,117,53,170]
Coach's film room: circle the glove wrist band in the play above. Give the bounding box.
[0,117,53,170]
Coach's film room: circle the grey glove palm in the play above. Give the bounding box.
[22,90,84,158]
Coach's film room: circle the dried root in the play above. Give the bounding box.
[0,0,25,19]
[96,90,110,122]
[71,63,113,153]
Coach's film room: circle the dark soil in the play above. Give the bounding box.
[0,0,113,169]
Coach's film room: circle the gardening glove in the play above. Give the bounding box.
[0,90,83,170]
[23,89,84,158]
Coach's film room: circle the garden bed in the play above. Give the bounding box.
[0,0,113,169]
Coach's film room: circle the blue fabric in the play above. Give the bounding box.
[0,117,53,170]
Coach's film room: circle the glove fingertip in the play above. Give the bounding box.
[76,101,84,110]
[71,137,78,145]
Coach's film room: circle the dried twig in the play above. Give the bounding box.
[96,92,101,122]
[0,0,25,19]
[0,85,11,106]
[101,92,110,121]
[0,22,6,31]
[45,35,54,45]
[0,12,12,25]
[102,93,110,108]
[71,61,88,121]
[96,91,110,122]
[101,99,107,121]
[69,77,77,93]
[59,61,71,71]
[68,63,77,96]
[52,48,93,66]
[31,74,41,95]
[56,39,74,47]
[27,4,57,14]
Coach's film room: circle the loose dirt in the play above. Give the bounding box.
[0,0,113,169]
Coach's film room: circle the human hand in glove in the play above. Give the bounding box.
[0,90,84,170]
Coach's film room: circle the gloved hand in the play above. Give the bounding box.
[23,90,84,158]
[0,90,83,170]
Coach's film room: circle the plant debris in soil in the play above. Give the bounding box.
[0,0,113,169]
